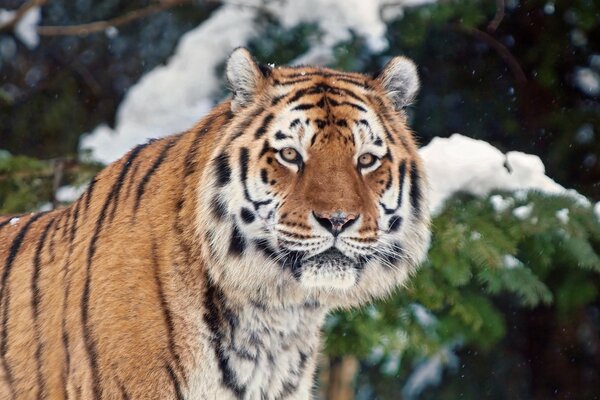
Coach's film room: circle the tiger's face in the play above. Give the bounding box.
[198,48,430,307]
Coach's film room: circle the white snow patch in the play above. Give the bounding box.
[411,303,436,328]
[470,231,482,241]
[555,208,569,224]
[80,0,434,164]
[420,134,584,214]
[490,194,513,213]
[502,254,522,269]
[56,185,87,203]
[0,6,40,49]
[574,67,600,96]
[513,203,533,220]
[402,345,459,399]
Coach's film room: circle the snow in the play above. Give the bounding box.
[402,344,459,399]
[80,0,434,164]
[490,194,513,213]
[420,134,585,214]
[0,6,40,49]
[56,185,87,203]
[513,203,534,220]
[502,254,522,269]
[574,67,600,96]
[411,303,436,328]
[555,208,569,224]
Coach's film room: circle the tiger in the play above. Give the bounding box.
[0,47,430,399]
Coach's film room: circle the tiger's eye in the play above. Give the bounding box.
[281,147,299,163]
[358,153,377,169]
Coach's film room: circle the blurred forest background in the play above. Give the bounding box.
[1,0,600,399]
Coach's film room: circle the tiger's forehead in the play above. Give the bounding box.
[270,65,371,85]
[264,67,388,150]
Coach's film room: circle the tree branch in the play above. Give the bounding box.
[36,0,272,37]
[487,0,505,32]
[456,24,527,85]
[37,0,193,36]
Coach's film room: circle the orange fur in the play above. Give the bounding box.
[0,50,430,399]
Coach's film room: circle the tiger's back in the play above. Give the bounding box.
[0,48,430,399]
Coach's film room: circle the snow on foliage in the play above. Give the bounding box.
[420,134,587,214]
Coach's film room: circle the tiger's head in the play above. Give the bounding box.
[197,48,430,308]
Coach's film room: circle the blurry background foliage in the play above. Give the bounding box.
[1,0,600,399]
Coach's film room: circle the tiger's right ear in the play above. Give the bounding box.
[226,47,271,111]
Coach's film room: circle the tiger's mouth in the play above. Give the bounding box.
[295,248,360,290]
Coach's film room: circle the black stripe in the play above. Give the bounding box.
[229,223,247,256]
[397,161,407,210]
[289,119,302,130]
[275,131,291,140]
[60,203,81,396]
[165,363,185,400]
[109,144,149,223]
[184,112,224,176]
[82,144,148,398]
[211,195,228,221]
[69,200,80,245]
[214,153,231,187]
[231,107,264,140]
[124,160,141,201]
[240,208,255,224]
[239,147,250,193]
[258,140,271,158]
[291,103,316,111]
[255,113,275,139]
[203,278,246,398]
[332,101,366,112]
[388,216,403,232]
[151,240,186,383]
[0,212,46,395]
[32,217,56,399]
[135,138,177,212]
[84,177,97,214]
[282,71,366,84]
[409,161,422,217]
[271,94,286,105]
[273,77,312,86]
[260,169,268,184]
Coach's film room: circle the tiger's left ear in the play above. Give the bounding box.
[374,56,420,110]
[226,47,271,111]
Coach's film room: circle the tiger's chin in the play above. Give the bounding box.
[297,248,360,290]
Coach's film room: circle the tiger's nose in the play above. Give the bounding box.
[312,211,359,236]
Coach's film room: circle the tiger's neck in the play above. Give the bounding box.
[194,277,326,399]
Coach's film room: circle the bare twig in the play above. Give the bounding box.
[487,0,505,32]
[37,0,193,36]
[457,24,527,84]
[36,0,272,37]
[0,0,48,33]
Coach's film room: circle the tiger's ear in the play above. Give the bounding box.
[375,56,420,110]
[226,47,271,111]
